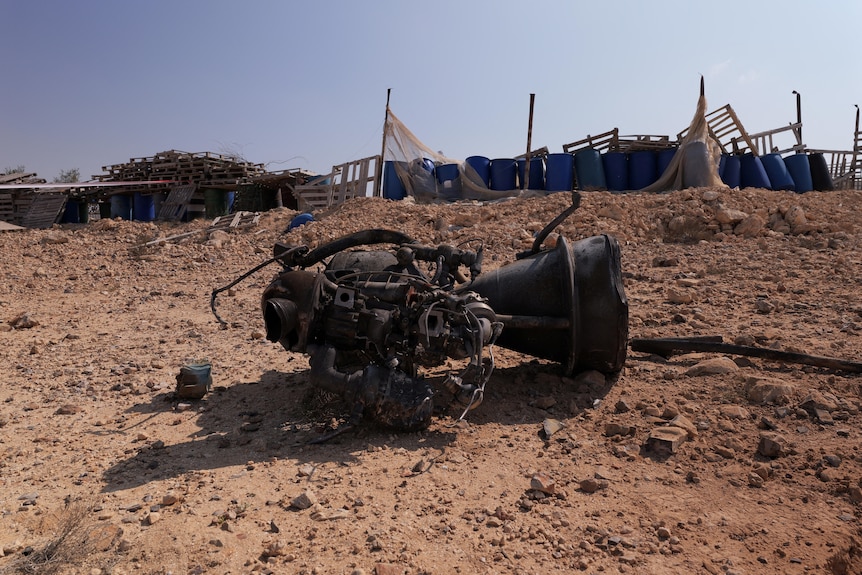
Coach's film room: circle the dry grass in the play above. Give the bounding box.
[2,502,118,575]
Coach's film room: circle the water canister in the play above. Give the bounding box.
[739,154,772,189]
[517,157,545,190]
[490,158,518,191]
[435,163,461,201]
[760,153,795,191]
[720,155,741,188]
[203,189,230,219]
[110,194,133,220]
[289,212,315,230]
[133,191,157,221]
[602,152,628,192]
[383,161,407,200]
[657,148,677,178]
[62,200,81,224]
[809,153,834,191]
[627,151,658,190]
[783,154,813,193]
[545,153,575,192]
[574,148,607,190]
[465,156,491,187]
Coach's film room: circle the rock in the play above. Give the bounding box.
[748,472,764,488]
[263,539,288,557]
[604,422,634,437]
[686,357,739,376]
[757,432,787,458]
[579,477,609,494]
[754,298,776,314]
[532,396,556,409]
[645,426,688,455]
[143,512,160,525]
[615,399,632,413]
[667,288,694,304]
[530,472,556,495]
[669,414,698,438]
[290,490,317,510]
[374,564,405,575]
[734,214,765,237]
[719,405,750,420]
[799,390,839,414]
[744,376,796,405]
[10,313,39,329]
[573,370,606,389]
[702,190,720,202]
[54,404,81,415]
[715,206,748,225]
[541,418,566,439]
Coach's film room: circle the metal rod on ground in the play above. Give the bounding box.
[375,89,392,198]
[523,93,535,191]
[630,336,862,373]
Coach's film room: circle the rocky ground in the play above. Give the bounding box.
[1,186,862,575]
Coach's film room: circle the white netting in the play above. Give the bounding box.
[383,108,538,203]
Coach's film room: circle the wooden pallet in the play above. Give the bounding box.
[292,155,380,211]
[157,184,197,221]
[563,129,619,154]
[677,104,756,155]
[211,211,260,231]
[21,193,67,229]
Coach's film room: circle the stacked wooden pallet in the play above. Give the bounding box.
[0,172,47,225]
[94,150,267,191]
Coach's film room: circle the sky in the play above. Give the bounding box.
[2,0,860,182]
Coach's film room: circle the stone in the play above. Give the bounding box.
[604,422,634,437]
[530,472,556,495]
[541,418,566,439]
[715,206,748,225]
[744,376,796,405]
[754,298,776,314]
[757,432,787,458]
[645,426,688,455]
[686,357,739,376]
[667,288,694,304]
[669,414,698,438]
[719,405,749,420]
[579,477,609,494]
[290,490,317,510]
[734,214,765,237]
[799,390,839,414]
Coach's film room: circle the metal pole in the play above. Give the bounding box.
[375,89,391,197]
[792,90,802,147]
[523,93,535,191]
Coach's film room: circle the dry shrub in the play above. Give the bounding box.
[3,502,119,575]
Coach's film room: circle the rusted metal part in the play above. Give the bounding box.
[631,336,862,373]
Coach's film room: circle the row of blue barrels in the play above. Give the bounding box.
[719,152,833,192]
[62,190,238,224]
[384,155,575,200]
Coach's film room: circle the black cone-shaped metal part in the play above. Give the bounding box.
[463,234,628,375]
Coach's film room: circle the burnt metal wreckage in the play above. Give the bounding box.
[211,191,629,439]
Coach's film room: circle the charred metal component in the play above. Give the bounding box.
[245,194,629,434]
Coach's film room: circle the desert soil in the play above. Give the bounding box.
[1,186,862,575]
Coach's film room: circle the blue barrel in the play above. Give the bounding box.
[110,194,133,220]
[783,154,813,193]
[628,151,658,190]
[465,155,491,187]
[289,212,315,230]
[435,163,461,201]
[740,153,772,189]
[809,153,834,191]
[657,148,677,177]
[62,200,81,223]
[574,148,607,190]
[383,161,407,200]
[602,152,628,192]
[133,191,157,221]
[760,153,795,191]
[545,153,575,192]
[226,191,236,212]
[490,158,518,191]
[720,155,741,188]
[517,157,545,190]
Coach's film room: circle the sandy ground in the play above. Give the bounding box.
[1,186,862,575]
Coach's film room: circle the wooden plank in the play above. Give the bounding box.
[21,193,67,229]
[158,184,196,221]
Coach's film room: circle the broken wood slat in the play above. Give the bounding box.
[158,185,197,221]
[563,128,619,154]
[742,122,805,156]
[210,211,260,231]
[21,193,68,229]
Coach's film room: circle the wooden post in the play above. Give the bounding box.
[523,93,535,191]
[375,89,392,197]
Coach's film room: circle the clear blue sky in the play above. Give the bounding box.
[3,0,860,181]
